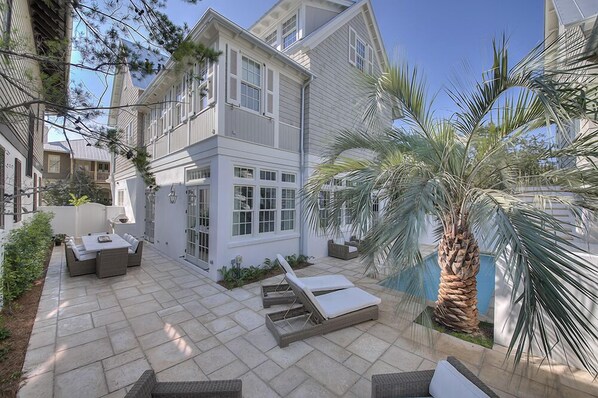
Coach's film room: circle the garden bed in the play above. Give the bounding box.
[0,244,52,397]
[415,306,494,349]
[217,255,312,289]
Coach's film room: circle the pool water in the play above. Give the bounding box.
[380,253,495,315]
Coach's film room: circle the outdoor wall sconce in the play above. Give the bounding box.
[168,184,177,204]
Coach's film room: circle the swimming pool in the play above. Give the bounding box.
[380,253,495,315]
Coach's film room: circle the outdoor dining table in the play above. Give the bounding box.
[81,234,131,278]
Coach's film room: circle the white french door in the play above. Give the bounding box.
[185,186,210,270]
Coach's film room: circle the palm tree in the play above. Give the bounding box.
[304,37,598,372]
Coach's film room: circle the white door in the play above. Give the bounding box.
[185,186,209,270]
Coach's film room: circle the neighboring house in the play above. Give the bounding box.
[545,0,598,159]
[0,1,70,258]
[109,0,390,281]
[43,139,112,203]
[544,0,598,244]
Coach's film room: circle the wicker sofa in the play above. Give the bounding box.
[328,239,359,260]
[371,356,498,398]
[124,370,242,398]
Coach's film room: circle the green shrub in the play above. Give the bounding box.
[219,253,313,289]
[0,316,9,341]
[1,212,54,305]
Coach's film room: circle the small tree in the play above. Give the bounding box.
[44,170,110,206]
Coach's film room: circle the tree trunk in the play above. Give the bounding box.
[434,224,480,333]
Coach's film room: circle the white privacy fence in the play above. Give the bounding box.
[40,203,127,237]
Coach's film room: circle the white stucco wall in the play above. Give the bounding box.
[494,248,598,370]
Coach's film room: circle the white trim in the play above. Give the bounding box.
[289,0,388,70]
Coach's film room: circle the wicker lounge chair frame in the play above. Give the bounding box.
[128,240,144,267]
[328,239,359,260]
[261,255,344,308]
[125,370,242,398]
[96,247,128,278]
[65,246,96,277]
[371,356,498,398]
[265,275,378,347]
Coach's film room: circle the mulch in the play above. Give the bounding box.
[0,246,52,398]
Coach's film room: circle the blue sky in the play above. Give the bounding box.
[50,0,545,141]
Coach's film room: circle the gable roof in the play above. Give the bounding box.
[286,0,388,70]
[250,0,354,33]
[551,0,598,26]
[137,8,312,104]
[44,139,111,162]
[120,39,168,90]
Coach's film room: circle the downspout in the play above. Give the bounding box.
[299,75,314,256]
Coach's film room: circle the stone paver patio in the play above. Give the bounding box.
[17,245,598,397]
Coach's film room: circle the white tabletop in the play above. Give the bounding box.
[81,234,131,252]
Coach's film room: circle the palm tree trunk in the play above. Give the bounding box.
[434,224,480,333]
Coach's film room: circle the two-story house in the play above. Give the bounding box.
[43,139,112,203]
[109,0,389,281]
[0,0,70,260]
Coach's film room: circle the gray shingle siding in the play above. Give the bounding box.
[279,74,301,127]
[296,12,386,155]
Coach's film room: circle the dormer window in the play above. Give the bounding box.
[282,15,297,49]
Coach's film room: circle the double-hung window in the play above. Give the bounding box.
[125,121,133,145]
[355,39,366,72]
[318,191,330,229]
[48,154,61,173]
[281,188,296,231]
[174,82,183,126]
[282,15,297,49]
[259,187,276,233]
[233,185,253,236]
[265,30,277,48]
[241,57,261,112]
[195,62,209,113]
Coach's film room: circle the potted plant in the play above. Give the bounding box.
[54,233,66,246]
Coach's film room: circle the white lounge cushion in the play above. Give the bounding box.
[128,248,135,254]
[315,287,381,319]
[332,237,345,245]
[348,246,358,253]
[429,360,489,398]
[123,233,131,240]
[276,254,296,277]
[301,275,354,292]
[130,238,139,253]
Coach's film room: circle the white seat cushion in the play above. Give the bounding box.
[130,238,139,253]
[123,233,131,240]
[315,287,381,319]
[429,360,489,398]
[277,254,296,277]
[301,275,354,291]
[348,246,358,253]
[128,248,135,254]
[285,274,328,318]
[77,252,97,261]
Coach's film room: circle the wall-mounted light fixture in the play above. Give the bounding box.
[168,184,177,204]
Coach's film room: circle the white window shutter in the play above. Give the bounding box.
[349,27,356,66]
[367,45,374,74]
[264,66,275,117]
[227,47,240,106]
[207,60,216,105]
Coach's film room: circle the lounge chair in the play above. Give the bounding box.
[328,239,359,260]
[261,254,354,308]
[125,370,242,398]
[371,356,498,398]
[265,273,380,347]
